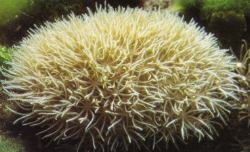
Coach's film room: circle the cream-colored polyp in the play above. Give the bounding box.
[237,47,250,124]
[3,8,241,151]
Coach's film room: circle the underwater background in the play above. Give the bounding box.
[0,0,250,152]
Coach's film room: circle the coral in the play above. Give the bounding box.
[236,42,250,124]
[141,0,171,9]
[2,8,241,151]
[0,45,14,135]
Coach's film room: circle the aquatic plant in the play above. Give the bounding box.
[207,11,247,56]
[0,0,32,27]
[202,0,250,55]
[0,0,141,45]
[2,8,241,151]
[202,0,250,19]
[0,46,11,65]
[170,0,250,55]
[169,0,203,21]
[0,135,24,152]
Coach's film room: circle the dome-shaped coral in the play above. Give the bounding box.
[2,7,241,151]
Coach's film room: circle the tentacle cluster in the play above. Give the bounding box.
[2,7,241,151]
[236,43,250,124]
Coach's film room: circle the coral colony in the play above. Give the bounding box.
[3,8,241,151]
[237,45,250,124]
